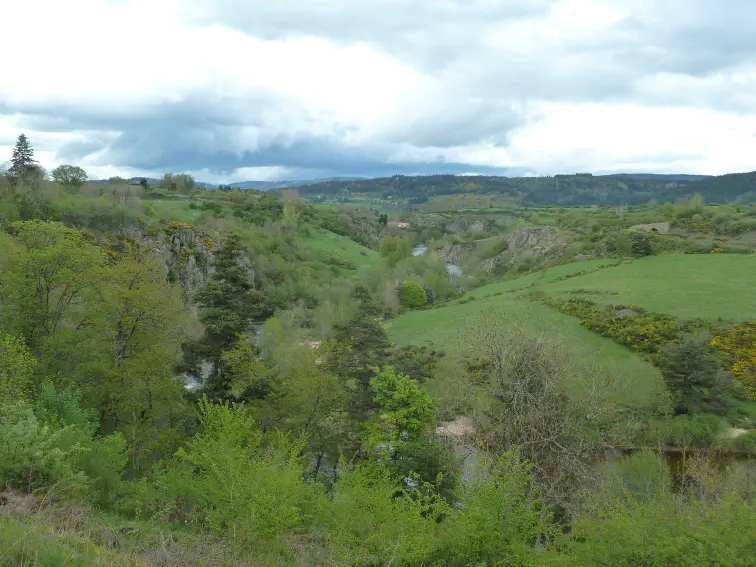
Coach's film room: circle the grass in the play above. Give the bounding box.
[303,228,379,268]
[146,199,210,224]
[386,293,665,409]
[536,254,756,320]
[464,258,619,298]
[0,515,144,566]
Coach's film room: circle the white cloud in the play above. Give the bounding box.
[1,0,756,179]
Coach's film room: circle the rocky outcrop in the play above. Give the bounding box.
[152,225,253,299]
[480,227,572,275]
[507,227,569,255]
[409,214,492,236]
[435,242,475,265]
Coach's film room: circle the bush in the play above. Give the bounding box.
[528,294,682,354]
[663,413,727,447]
[658,335,735,415]
[398,280,428,309]
[545,477,756,566]
[0,402,88,496]
[630,232,652,256]
[151,397,320,551]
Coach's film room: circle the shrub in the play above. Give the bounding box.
[663,413,727,447]
[630,232,652,256]
[152,397,320,551]
[398,280,428,308]
[658,336,735,415]
[712,322,756,400]
[527,294,682,354]
[0,334,35,405]
[545,475,756,566]
[0,402,88,496]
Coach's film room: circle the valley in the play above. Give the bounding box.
[2,152,756,565]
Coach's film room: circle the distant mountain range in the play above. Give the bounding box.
[85,171,756,206]
[85,177,365,190]
[294,171,756,206]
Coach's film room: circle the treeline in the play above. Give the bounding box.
[297,171,756,206]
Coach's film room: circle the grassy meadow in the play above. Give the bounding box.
[536,254,756,321]
[386,292,665,409]
[387,251,756,410]
[302,228,379,268]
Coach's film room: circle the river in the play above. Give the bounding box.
[412,244,462,275]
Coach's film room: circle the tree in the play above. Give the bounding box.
[0,221,105,356]
[462,315,630,510]
[367,368,436,449]
[93,250,189,471]
[9,134,37,185]
[398,280,427,309]
[327,284,391,398]
[173,173,196,193]
[630,231,652,256]
[181,233,264,398]
[658,335,733,415]
[0,334,36,406]
[379,234,412,267]
[52,165,88,190]
[139,177,149,190]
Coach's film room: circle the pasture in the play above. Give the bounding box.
[386,292,666,409]
[536,254,756,321]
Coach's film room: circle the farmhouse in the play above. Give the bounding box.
[388,221,410,228]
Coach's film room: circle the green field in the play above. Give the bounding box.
[303,228,379,268]
[386,293,665,408]
[387,252,756,409]
[537,254,756,321]
[464,258,619,298]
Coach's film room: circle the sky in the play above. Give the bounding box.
[1,0,756,183]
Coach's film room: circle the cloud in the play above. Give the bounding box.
[0,0,755,180]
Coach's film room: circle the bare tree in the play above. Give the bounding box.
[460,313,635,514]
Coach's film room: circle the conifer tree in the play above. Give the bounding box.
[10,133,37,185]
[180,232,264,398]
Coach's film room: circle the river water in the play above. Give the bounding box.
[412,244,462,275]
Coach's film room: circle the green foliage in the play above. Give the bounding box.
[0,516,137,567]
[630,231,652,256]
[712,322,756,401]
[662,413,728,447]
[0,401,88,495]
[443,450,553,566]
[367,368,436,449]
[182,232,264,398]
[51,164,88,190]
[9,133,37,184]
[607,450,672,502]
[658,335,734,415]
[398,279,428,308]
[0,220,105,352]
[544,478,756,566]
[379,233,412,267]
[34,381,128,505]
[158,172,196,193]
[529,294,682,354]
[0,334,36,405]
[154,397,318,551]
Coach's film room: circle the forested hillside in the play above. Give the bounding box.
[2,135,756,566]
[297,171,756,206]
